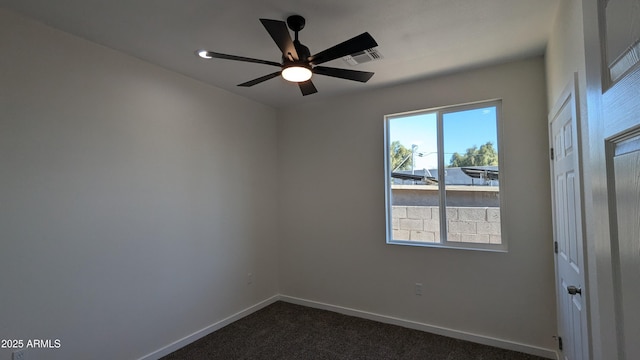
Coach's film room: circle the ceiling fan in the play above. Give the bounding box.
[196,15,378,96]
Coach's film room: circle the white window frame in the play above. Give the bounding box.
[384,99,507,252]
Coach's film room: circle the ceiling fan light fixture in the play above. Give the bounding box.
[196,49,212,59]
[281,63,312,82]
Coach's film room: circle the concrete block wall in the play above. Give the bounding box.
[391,205,501,244]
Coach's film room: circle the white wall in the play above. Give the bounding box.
[545,0,587,109]
[0,9,279,360]
[277,57,557,353]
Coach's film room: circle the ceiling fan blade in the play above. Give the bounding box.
[298,80,318,96]
[260,19,299,60]
[237,71,281,87]
[313,66,374,83]
[205,51,281,67]
[308,32,378,65]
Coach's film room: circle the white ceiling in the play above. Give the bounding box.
[1,0,559,108]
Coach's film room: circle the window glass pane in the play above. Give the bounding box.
[442,106,501,244]
[388,112,441,243]
[385,100,503,250]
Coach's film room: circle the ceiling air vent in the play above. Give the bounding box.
[342,48,383,66]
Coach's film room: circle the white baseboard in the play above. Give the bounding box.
[279,295,558,360]
[138,295,280,360]
[141,294,558,360]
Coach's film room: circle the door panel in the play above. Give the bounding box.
[567,172,581,273]
[611,136,640,359]
[580,0,640,358]
[549,76,589,360]
[598,1,640,358]
[570,294,584,360]
[603,0,640,86]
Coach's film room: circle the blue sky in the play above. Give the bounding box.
[388,106,498,170]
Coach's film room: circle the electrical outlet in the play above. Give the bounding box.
[415,283,423,296]
[12,349,25,360]
[247,273,253,284]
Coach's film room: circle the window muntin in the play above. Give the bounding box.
[384,100,504,251]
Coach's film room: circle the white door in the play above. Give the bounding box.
[549,76,589,360]
[611,137,640,358]
[598,1,640,358]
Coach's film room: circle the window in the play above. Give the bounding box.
[384,100,505,251]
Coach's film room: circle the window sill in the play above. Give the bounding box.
[386,239,508,253]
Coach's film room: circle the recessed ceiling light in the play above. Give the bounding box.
[196,50,212,59]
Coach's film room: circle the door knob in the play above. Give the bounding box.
[567,285,582,295]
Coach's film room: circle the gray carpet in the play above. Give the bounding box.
[161,301,549,360]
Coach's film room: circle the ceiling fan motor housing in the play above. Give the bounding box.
[292,41,310,62]
[286,15,306,32]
